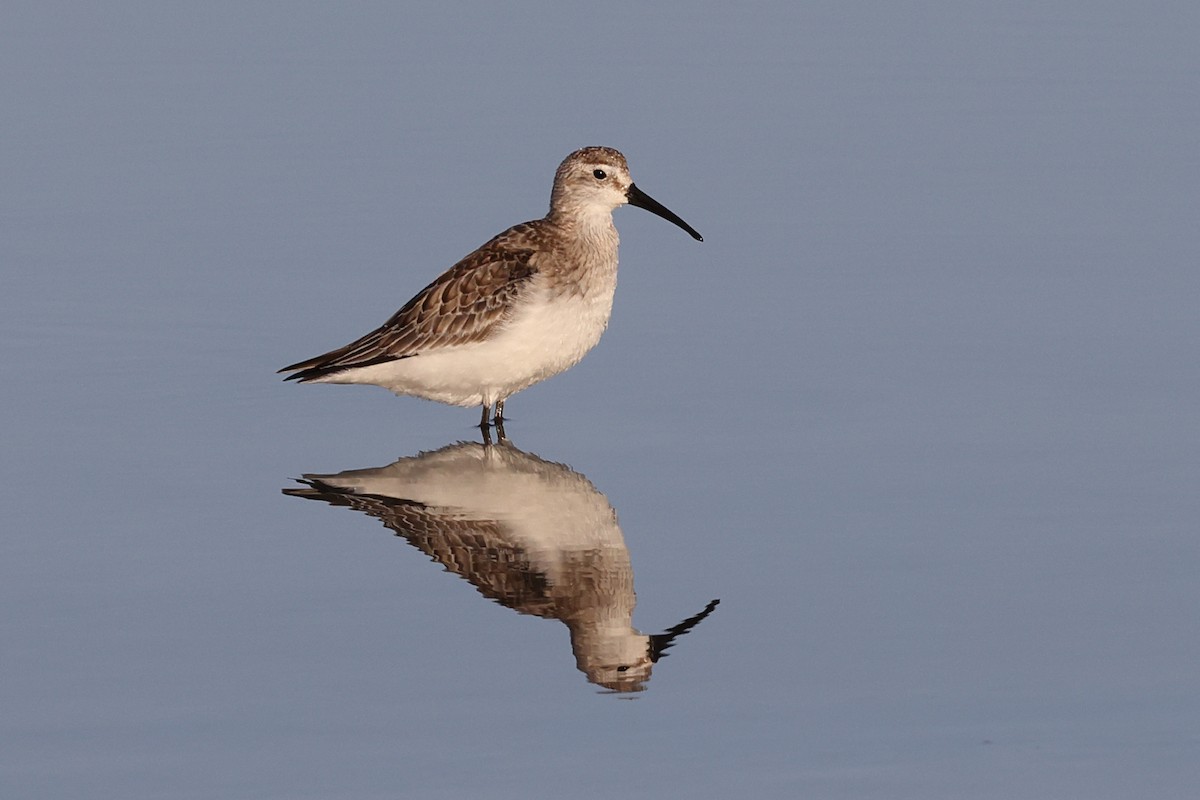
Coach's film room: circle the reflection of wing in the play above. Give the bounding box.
[284,479,557,618]
[278,226,541,381]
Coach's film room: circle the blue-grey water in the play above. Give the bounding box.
[3,3,1198,798]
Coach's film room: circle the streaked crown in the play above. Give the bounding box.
[550,146,633,214]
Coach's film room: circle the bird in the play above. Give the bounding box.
[279,146,702,428]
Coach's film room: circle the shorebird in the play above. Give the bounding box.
[279,146,702,428]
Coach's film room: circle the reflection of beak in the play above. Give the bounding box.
[648,598,721,662]
[626,183,704,241]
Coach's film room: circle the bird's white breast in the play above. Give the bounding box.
[333,268,618,407]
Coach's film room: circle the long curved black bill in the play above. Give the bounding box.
[626,183,703,241]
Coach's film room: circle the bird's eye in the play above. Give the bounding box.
[593,169,607,180]
[616,665,629,672]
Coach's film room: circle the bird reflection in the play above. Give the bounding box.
[284,438,718,692]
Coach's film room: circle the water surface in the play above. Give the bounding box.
[3,3,1198,798]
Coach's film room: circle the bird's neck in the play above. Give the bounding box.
[549,204,619,246]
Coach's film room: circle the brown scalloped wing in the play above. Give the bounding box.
[280,243,538,381]
[283,482,555,617]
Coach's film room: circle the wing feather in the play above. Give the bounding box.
[283,481,555,616]
[280,243,538,382]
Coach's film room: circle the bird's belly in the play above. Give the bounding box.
[328,287,615,406]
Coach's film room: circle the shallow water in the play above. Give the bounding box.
[4,3,1198,798]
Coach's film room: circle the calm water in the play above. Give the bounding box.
[4,3,1198,798]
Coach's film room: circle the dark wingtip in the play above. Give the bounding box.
[278,366,313,382]
[278,359,308,379]
[279,352,410,384]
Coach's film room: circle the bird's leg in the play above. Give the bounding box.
[479,403,491,430]
[494,399,505,422]
[494,415,507,442]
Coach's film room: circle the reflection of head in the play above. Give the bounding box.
[574,599,721,693]
[574,631,655,693]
